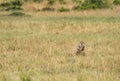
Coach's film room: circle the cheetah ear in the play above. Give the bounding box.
[80,41,85,44]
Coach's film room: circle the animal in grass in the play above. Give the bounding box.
[75,41,85,55]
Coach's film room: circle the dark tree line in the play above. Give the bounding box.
[0,0,120,11]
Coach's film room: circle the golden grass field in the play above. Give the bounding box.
[0,7,120,81]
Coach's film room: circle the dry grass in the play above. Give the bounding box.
[0,9,120,81]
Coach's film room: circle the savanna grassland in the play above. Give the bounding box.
[0,7,120,81]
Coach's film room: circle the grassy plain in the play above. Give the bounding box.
[0,8,120,81]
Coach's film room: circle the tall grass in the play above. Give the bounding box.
[0,10,120,81]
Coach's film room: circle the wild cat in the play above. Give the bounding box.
[75,41,85,55]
